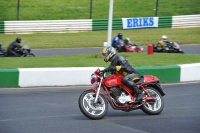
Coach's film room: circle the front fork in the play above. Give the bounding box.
[94,77,103,103]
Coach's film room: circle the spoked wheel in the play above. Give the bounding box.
[141,87,164,115]
[78,90,108,120]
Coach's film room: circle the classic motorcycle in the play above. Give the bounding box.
[153,42,184,54]
[78,68,165,120]
[0,45,35,57]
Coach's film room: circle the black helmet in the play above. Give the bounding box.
[16,37,21,43]
[117,33,123,39]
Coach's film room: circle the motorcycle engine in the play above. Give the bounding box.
[109,87,132,104]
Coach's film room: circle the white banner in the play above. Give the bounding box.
[122,17,158,29]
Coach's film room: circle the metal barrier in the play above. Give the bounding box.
[4,20,92,34]
[172,14,200,28]
[0,15,199,34]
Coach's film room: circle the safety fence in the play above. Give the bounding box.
[1,63,200,88]
[0,20,92,34]
[172,14,200,28]
[0,14,199,34]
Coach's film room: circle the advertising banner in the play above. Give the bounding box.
[122,17,158,29]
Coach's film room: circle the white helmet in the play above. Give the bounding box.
[161,35,168,42]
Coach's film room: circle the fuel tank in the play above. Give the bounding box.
[104,74,123,87]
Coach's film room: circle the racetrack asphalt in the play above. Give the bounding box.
[0,82,200,133]
[32,44,200,56]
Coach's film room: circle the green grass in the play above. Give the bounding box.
[0,1,199,69]
[0,0,199,20]
[0,53,200,69]
[0,28,200,49]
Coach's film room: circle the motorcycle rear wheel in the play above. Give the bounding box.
[78,90,108,120]
[141,87,164,115]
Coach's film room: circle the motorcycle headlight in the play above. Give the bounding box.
[90,74,98,87]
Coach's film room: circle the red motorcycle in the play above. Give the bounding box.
[78,68,165,120]
[124,44,144,53]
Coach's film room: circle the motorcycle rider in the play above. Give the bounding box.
[7,37,22,57]
[123,38,138,47]
[157,35,171,50]
[111,33,124,51]
[101,46,144,102]
[0,42,2,51]
[123,38,143,53]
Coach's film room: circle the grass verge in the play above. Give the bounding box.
[0,52,200,68]
[0,28,200,49]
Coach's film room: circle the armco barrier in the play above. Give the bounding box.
[3,20,92,34]
[172,14,200,28]
[1,15,199,33]
[0,63,200,88]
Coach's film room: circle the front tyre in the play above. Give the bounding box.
[24,53,35,57]
[78,90,108,120]
[141,87,164,115]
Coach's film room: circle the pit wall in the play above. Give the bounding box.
[0,63,200,88]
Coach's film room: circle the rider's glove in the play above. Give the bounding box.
[107,66,116,72]
[110,66,116,71]
[101,66,116,73]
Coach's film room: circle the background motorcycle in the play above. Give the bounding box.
[0,48,7,57]
[124,44,144,53]
[0,45,35,57]
[153,42,184,54]
[117,43,144,53]
[79,68,165,120]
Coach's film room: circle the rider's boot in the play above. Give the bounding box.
[131,85,144,102]
[123,78,144,102]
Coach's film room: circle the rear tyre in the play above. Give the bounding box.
[141,87,164,115]
[78,90,108,120]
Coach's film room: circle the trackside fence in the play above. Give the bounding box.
[0,14,199,34]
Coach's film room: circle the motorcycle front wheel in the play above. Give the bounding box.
[24,53,35,57]
[179,51,184,54]
[78,90,108,120]
[141,87,164,115]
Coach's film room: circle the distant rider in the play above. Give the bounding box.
[157,35,171,50]
[101,46,144,102]
[0,42,2,51]
[111,33,124,51]
[123,38,141,52]
[7,37,22,57]
[123,38,139,47]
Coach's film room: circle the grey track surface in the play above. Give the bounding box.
[0,82,200,133]
[32,44,200,56]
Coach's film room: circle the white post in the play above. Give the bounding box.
[106,0,114,46]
